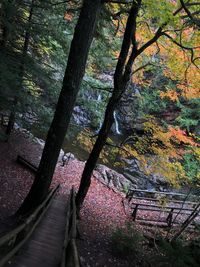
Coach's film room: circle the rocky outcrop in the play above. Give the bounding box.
[94,164,137,193]
[72,106,91,126]
[93,158,170,194]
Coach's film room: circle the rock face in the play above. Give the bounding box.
[94,164,137,193]
[72,106,91,126]
[94,160,170,194]
[118,83,144,133]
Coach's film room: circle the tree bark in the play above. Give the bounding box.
[76,0,141,211]
[17,0,102,215]
[6,97,17,135]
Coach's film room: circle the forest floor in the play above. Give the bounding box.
[0,128,137,266]
[0,128,198,266]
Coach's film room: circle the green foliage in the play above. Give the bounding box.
[183,151,200,183]
[111,223,144,260]
[153,238,200,267]
[0,0,74,132]
[176,99,200,133]
[0,130,8,142]
[77,76,111,129]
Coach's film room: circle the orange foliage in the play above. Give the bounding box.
[64,12,73,21]
[160,90,179,101]
[168,127,199,147]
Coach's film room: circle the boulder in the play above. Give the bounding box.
[33,137,45,147]
[95,164,138,192]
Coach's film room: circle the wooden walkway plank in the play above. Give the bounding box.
[5,197,67,267]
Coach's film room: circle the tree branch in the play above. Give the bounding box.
[163,32,200,69]
[104,0,132,4]
[180,0,200,27]
[137,26,165,57]
[83,79,113,93]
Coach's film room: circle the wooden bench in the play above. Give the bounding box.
[16,155,38,173]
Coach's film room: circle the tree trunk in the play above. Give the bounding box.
[76,0,141,211]
[17,0,102,215]
[76,96,118,210]
[6,98,17,135]
[171,203,200,242]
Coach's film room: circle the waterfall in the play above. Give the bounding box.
[97,94,101,102]
[113,111,121,135]
[95,93,102,133]
[96,121,102,134]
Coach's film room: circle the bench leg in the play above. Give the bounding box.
[166,208,174,227]
[132,204,138,221]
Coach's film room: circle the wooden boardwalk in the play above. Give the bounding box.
[5,197,67,267]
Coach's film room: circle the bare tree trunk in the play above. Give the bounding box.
[75,0,167,211]
[76,0,142,211]
[6,97,17,135]
[171,203,200,242]
[17,0,102,215]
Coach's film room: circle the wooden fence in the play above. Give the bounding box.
[0,185,60,267]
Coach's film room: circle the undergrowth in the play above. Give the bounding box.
[111,223,200,267]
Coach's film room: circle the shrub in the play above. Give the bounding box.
[111,223,144,260]
[153,236,200,267]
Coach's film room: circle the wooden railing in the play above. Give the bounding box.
[126,189,190,202]
[0,184,60,267]
[60,187,80,267]
[127,189,199,227]
[131,202,199,227]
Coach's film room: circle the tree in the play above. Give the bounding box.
[76,0,142,210]
[0,0,72,136]
[75,0,200,210]
[17,0,102,215]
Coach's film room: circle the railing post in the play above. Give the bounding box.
[126,190,133,203]
[132,204,138,221]
[166,208,174,227]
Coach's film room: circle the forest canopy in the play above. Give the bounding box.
[0,0,199,189]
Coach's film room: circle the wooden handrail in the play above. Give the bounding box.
[60,187,80,267]
[131,202,198,212]
[131,199,200,226]
[0,184,60,267]
[127,189,187,197]
[61,190,72,267]
[0,184,59,246]
[70,188,77,239]
[128,195,197,206]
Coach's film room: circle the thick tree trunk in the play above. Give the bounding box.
[76,0,141,211]
[17,0,102,215]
